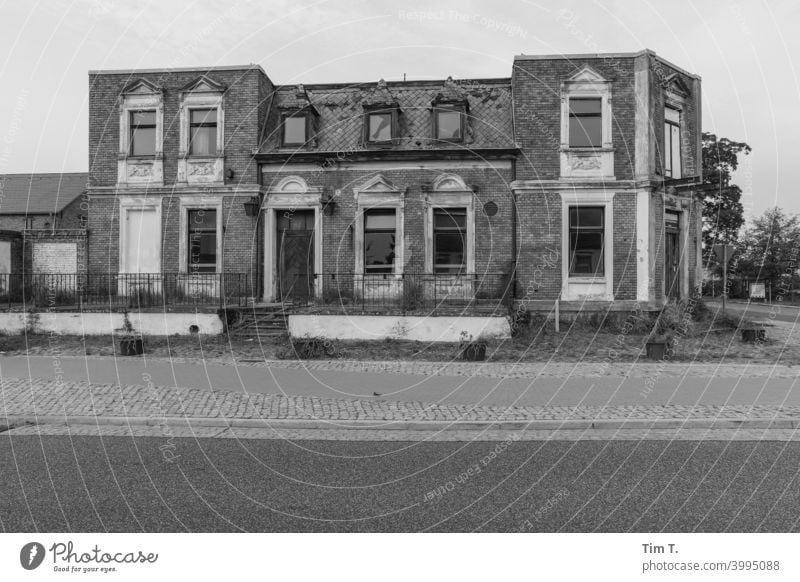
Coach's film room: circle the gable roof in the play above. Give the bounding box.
[0,173,87,215]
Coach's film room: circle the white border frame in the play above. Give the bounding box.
[178,196,224,274]
[560,191,615,301]
[560,65,614,180]
[118,197,162,273]
[424,174,475,275]
[117,90,164,186]
[263,176,323,302]
[353,175,405,277]
[177,84,225,184]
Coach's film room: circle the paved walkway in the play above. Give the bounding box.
[3,377,800,433]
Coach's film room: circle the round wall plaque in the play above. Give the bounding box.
[483,201,498,216]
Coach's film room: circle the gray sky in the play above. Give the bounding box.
[0,0,796,220]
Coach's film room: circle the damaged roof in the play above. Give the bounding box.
[260,77,515,153]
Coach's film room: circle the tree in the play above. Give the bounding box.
[735,207,800,294]
[701,132,751,250]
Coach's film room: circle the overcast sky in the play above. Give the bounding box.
[0,0,796,220]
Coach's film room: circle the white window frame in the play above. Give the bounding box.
[177,80,225,184]
[560,192,614,301]
[559,65,614,179]
[424,174,474,275]
[117,81,164,186]
[178,196,223,274]
[353,175,405,276]
[664,102,683,179]
[263,176,324,302]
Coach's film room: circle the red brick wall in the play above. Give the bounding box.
[512,56,638,182]
[88,67,272,187]
[612,192,637,300]
[262,166,515,277]
[515,191,562,299]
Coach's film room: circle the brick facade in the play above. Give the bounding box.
[83,50,703,312]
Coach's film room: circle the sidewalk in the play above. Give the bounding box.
[3,376,800,435]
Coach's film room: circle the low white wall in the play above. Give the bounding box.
[0,313,27,334]
[289,315,511,342]
[0,312,223,336]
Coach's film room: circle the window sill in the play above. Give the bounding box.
[568,276,606,282]
[561,146,613,152]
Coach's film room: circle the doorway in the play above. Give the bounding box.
[276,210,315,302]
[665,211,681,299]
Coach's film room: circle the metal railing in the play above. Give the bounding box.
[284,272,513,314]
[0,273,252,309]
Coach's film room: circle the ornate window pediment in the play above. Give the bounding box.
[663,73,691,99]
[565,65,608,85]
[122,78,163,96]
[357,174,398,194]
[432,173,469,192]
[179,75,227,95]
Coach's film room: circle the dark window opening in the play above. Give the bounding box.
[436,109,463,141]
[364,209,396,274]
[188,209,217,273]
[568,98,602,148]
[282,115,307,146]
[433,208,467,274]
[189,108,217,156]
[367,112,393,143]
[130,110,156,156]
[664,106,681,178]
[568,206,605,276]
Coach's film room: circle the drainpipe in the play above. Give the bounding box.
[510,156,517,301]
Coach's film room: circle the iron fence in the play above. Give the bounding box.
[0,273,252,309]
[286,272,513,314]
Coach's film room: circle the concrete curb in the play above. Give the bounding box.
[4,415,800,432]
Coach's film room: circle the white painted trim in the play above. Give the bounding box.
[262,199,323,302]
[353,175,405,276]
[118,197,162,273]
[559,191,615,301]
[178,196,224,274]
[636,190,650,302]
[559,72,614,180]
[424,190,475,275]
[177,89,225,184]
[117,92,164,186]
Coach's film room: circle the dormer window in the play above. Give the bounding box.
[435,107,464,142]
[129,110,156,156]
[366,111,394,143]
[189,109,217,156]
[282,114,308,146]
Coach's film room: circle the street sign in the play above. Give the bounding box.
[750,282,766,299]
[713,244,736,265]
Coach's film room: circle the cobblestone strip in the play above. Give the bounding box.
[7,424,800,442]
[3,377,800,424]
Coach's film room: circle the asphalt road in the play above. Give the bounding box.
[1,355,799,408]
[2,435,799,532]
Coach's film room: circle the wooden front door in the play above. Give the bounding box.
[277,210,315,302]
[665,211,680,299]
